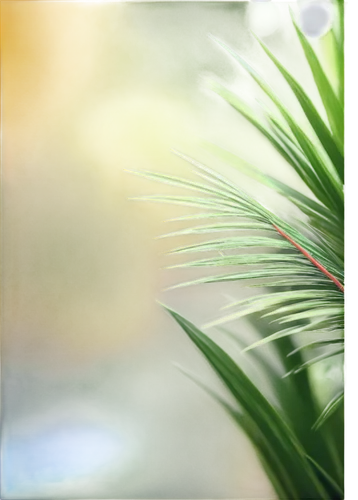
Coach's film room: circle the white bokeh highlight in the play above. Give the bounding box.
[297,0,333,40]
[250,0,282,36]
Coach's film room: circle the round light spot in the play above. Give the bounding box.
[250,2,282,36]
[298,1,333,40]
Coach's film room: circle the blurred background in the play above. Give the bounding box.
[1,1,332,498]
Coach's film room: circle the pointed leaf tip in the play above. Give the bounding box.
[156,299,174,312]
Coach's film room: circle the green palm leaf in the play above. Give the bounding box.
[164,307,331,499]
[135,4,344,497]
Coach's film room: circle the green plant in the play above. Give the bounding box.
[133,2,344,498]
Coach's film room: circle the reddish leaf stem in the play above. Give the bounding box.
[273,224,344,293]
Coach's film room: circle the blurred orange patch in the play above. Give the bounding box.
[1,3,164,370]
[0,1,102,174]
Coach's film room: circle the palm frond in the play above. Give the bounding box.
[133,149,344,368]
[312,391,344,431]
[135,4,344,498]
[127,8,345,339]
